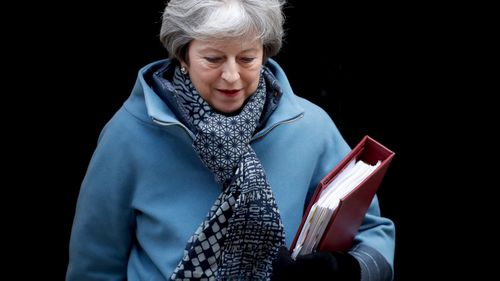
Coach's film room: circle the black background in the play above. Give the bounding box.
[12,0,490,280]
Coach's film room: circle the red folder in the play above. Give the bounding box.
[290,135,395,253]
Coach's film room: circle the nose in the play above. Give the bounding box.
[221,61,240,83]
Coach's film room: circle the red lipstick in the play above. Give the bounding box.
[219,89,240,96]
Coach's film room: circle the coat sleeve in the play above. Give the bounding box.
[66,124,135,281]
[349,196,395,281]
[308,116,396,281]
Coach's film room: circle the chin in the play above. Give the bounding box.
[215,102,244,114]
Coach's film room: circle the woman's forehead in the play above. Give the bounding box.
[190,37,263,52]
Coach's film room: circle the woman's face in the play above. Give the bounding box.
[184,37,264,114]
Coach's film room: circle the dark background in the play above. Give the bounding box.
[15,0,489,280]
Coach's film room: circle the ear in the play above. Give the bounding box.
[180,65,188,75]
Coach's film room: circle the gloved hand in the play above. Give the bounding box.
[271,246,360,281]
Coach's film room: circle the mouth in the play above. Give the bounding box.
[218,89,241,96]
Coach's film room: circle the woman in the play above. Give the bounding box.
[66,0,395,280]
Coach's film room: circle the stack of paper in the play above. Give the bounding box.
[291,158,380,259]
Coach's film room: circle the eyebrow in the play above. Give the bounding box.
[196,43,261,52]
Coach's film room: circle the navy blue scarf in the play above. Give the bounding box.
[169,66,285,280]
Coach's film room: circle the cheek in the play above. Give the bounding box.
[192,70,218,88]
[242,71,261,89]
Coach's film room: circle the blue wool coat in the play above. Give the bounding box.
[66,59,395,280]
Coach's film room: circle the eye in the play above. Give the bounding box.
[204,57,222,63]
[239,57,256,64]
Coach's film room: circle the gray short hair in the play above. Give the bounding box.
[160,0,286,62]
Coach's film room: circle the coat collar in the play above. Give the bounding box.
[125,59,304,138]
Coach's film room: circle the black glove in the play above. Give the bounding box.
[271,246,360,281]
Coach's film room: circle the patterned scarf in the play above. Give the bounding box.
[169,66,285,280]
